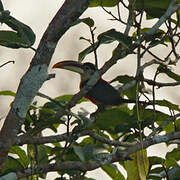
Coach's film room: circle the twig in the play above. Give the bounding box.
[167,20,179,59]
[134,77,180,88]
[152,70,158,129]
[90,27,98,67]
[101,6,127,25]
[0,60,15,68]
[147,113,180,138]
[10,131,180,179]
[140,59,170,71]
[140,45,165,62]
[124,0,135,35]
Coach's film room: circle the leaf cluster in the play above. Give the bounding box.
[0,0,180,179]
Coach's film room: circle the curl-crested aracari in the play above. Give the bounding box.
[52,61,149,107]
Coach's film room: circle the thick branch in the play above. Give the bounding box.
[8,131,180,179]
[15,130,135,147]
[0,0,92,170]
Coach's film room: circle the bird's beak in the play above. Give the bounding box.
[52,60,84,74]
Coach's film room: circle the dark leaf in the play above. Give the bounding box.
[27,144,50,179]
[0,90,16,96]
[9,146,30,168]
[1,156,24,176]
[124,150,149,180]
[78,42,99,62]
[78,29,132,62]
[81,17,94,27]
[72,17,95,28]
[0,14,35,48]
[97,29,132,47]
[55,94,88,104]
[158,66,180,82]
[110,75,136,99]
[165,148,180,168]
[0,0,4,11]
[149,156,165,166]
[135,0,172,18]
[155,100,180,112]
[73,144,94,162]
[102,164,125,180]
[89,0,119,7]
[92,106,133,134]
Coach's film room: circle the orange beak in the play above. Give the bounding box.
[52,60,84,74]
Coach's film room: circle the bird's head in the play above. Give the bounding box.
[52,60,97,82]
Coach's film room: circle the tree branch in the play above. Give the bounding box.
[0,60,14,68]
[16,111,180,147]
[15,130,135,147]
[55,0,180,119]
[135,77,180,88]
[0,0,92,170]
[6,131,180,179]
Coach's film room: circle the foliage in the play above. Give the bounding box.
[0,0,180,179]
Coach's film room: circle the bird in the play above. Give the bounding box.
[52,60,150,108]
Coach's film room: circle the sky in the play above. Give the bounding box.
[0,0,179,179]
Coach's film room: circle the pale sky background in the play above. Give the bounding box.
[0,1,179,179]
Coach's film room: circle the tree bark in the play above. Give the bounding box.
[0,0,92,170]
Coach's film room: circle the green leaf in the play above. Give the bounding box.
[92,106,133,134]
[135,0,172,18]
[111,75,134,84]
[73,144,94,162]
[89,0,119,7]
[78,29,132,62]
[133,28,165,43]
[80,137,94,146]
[0,90,16,96]
[155,100,180,112]
[110,75,136,99]
[158,66,180,81]
[56,94,88,104]
[124,154,139,180]
[0,30,29,48]
[165,148,180,168]
[78,42,99,62]
[9,146,29,168]
[124,150,149,180]
[140,108,169,123]
[148,173,162,180]
[167,167,180,180]
[27,144,49,179]
[37,108,63,133]
[72,17,94,28]
[102,164,125,180]
[1,156,24,175]
[149,156,165,166]
[62,148,80,162]
[97,29,132,47]
[80,17,94,27]
[136,150,149,180]
[0,14,35,48]
[73,146,85,162]
[176,118,180,131]
[149,166,164,174]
